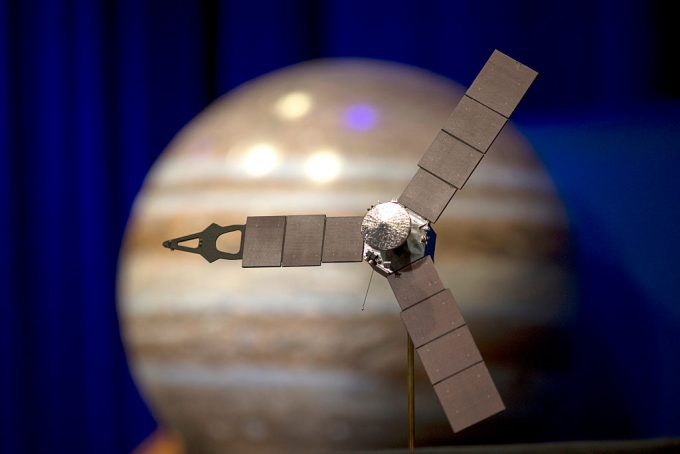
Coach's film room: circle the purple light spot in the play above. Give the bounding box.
[344,104,377,131]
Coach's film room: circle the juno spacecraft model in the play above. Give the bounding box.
[163,50,537,434]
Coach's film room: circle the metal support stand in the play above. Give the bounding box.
[408,333,415,450]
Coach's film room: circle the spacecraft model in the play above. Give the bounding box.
[163,50,537,434]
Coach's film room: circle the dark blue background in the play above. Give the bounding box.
[1,1,678,453]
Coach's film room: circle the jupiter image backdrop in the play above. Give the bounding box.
[117,59,574,453]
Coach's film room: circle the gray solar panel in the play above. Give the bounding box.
[387,256,445,310]
[390,256,504,432]
[322,216,364,263]
[398,168,457,223]
[434,362,505,432]
[418,131,484,190]
[466,49,538,118]
[242,216,286,268]
[400,288,465,348]
[282,215,325,267]
[442,95,507,153]
[416,325,483,385]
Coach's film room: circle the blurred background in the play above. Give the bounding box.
[1,1,679,454]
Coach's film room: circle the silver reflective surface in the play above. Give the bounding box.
[362,207,432,275]
[361,202,411,251]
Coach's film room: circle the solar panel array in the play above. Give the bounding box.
[399,50,537,224]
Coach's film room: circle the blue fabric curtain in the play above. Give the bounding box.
[0,1,676,453]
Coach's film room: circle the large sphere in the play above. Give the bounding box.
[118,59,572,453]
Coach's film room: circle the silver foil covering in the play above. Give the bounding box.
[361,202,411,251]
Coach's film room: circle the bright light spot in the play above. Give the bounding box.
[344,104,377,131]
[243,145,278,177]
[274,91,312,120]
[305,151,342,183]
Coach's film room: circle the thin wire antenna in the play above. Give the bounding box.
[361,269,374,311]
[408,333,415,449]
